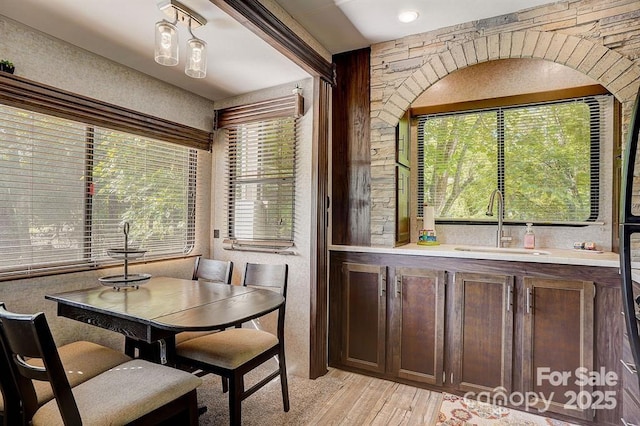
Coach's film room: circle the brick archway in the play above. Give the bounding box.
[376,30,640,128]
[369,29,640,247]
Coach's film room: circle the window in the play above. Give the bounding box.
[218,94,302,246]
[227,117,297,243]
[0,105,197,277]
[416,95,609,224]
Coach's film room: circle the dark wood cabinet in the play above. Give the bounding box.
[395,110,410,245]
[328,250,622,425]
[522,278,594,420]
[389,267,445,385]
[622,281,640,426]
[395,165,410,245]
[340,262,387,373]
[451,272,514,394]
[396,111,410,167]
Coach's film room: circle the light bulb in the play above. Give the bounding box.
[398,10,419,23]
[185,38,207,78]
[154,21,178,66]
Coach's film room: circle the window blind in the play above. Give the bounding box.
[416,94,610,224]
[218,93,302,247]
[0,73,212,151]
[226,117,297,244]
[0,104,196,277]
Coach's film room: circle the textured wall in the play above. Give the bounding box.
[0,16,213,350]
[369,0,640,247]
[211,78,314,378]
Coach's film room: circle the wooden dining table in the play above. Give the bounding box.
[45,276,285,364]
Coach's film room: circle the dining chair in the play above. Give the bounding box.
[124,257,234,357]
[0,304,202,426]
[175,262,290,425]
[0,304,132,426]
[175,257,235,346]
[192,256,234,283]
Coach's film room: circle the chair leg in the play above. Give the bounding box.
[279,349,290,412]
[228,374,243,426]
[222,376,228,393]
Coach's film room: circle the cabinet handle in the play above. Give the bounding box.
[621,359,638,375]
[380,274,386,298]
[395,276,401,298]
[526,288,532,314]
[622,418,638,426]
[506,285,512,312]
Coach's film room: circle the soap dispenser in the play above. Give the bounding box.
[524,223,535,249]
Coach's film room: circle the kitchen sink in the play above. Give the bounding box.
[454,246,551,255]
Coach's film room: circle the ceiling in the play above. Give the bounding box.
[0,0,556,102]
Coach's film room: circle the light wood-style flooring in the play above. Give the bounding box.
[305,369,442,425]
[199,366,443,425]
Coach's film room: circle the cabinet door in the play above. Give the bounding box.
[396,165,410,245]
[452,272,514,394]
[522,278,594,420]
[341,263,387,373]
[622,280,640,425]
[396,111,410,167]
[390,268,445,385]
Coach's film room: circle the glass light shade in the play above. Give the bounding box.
[154,21,178,66]
[185,38,207,78]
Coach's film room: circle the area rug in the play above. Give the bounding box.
[436,392,579,426]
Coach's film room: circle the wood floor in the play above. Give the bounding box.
[198,366,443,425]
[304,369,443,425]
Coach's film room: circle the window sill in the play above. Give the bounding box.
[222,239,297,255]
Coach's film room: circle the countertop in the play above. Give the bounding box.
[329,243,622,268]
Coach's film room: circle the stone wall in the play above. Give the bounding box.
[369,0,640,246]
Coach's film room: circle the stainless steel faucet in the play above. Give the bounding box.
[486,189,512,247]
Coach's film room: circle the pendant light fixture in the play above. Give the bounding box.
[154,16,179,66]
[154,0,207,78]
[185,19,207,78]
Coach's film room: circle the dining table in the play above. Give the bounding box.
[45,276,285,365]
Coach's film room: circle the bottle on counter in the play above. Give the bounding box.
[524,223,535,249]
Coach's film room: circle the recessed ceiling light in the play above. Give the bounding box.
[398,10,419,24]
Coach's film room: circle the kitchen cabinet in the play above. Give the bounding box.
[395,110,410,245]
[396,165,410,245]
[328,250,621,425]
[621,281,640,426]
[396,111,410,167]
[389,267,445,385]
[451,272,514,394]
[522,278,594,420]
[339,262,387,373]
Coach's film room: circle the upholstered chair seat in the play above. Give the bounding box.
[31,359,202,426]
[177,328,278,370]
[0,304,202,426]
[0,339,130,419]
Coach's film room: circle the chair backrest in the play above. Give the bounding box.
[242,263,288,297]
[242,263,288,339]
[0,304,82,425]
[0,303,23,425]
[192,257,233,284]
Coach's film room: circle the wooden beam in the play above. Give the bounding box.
[209,0,335,85]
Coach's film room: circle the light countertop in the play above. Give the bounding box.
[329,243,622,268]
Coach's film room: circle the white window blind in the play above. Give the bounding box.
[416,95,610,224]
[0,104,196,277]
[226,117,297,244]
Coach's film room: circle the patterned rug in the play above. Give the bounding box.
[436,392,579,425]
